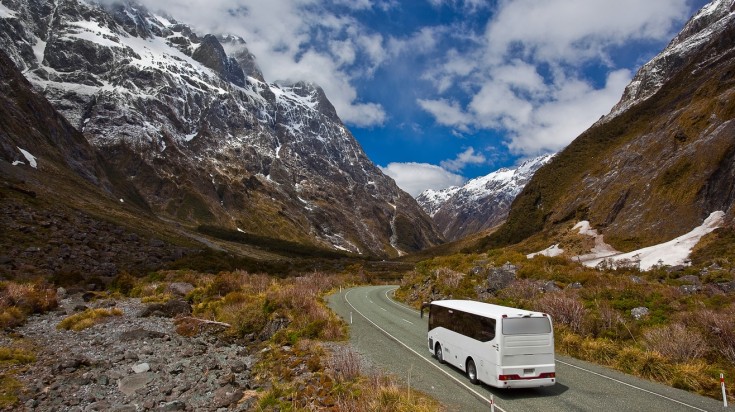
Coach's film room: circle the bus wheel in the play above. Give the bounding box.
[435,343,444,364]
[466,359,478,384]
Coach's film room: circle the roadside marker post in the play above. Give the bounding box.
[490,394,495,412]
[722,373,728,407]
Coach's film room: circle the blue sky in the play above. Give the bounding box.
[138,0,710,196]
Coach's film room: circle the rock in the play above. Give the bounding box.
[567,282,583,289]
[139,300,192,318]
[258,317,290,341]
[716,281,735,293]
[166,282,194,297]
[541,281,561,292]
[678,274,701,284]
[119,328,166,341]
[212,385,243,408]
[629,276,645,284]
[117,372,154,396]
[679,284,701,294]
[131,363,150,373]
[631,307,649,320]
[158,400,187,411]
[486,263,517,292]
[57,287,67,299]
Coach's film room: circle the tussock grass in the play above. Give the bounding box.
[0,281,57,329]
[57,308,123,331]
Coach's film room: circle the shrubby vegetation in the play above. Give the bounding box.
[395,251,735,400]
[113,269,439,410]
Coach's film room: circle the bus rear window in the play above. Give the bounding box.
[502,317,551,335]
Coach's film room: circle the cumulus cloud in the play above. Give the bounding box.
[485,0,690,64]
[380,162,465,196]
[416,98,473,131]
[417,0,692,156]
[440,147,486,172]
[131,0,389,126]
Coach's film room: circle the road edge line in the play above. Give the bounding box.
[556,360,709,411]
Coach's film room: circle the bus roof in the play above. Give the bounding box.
[430,300,546,319]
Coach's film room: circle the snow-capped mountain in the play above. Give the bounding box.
[482,0,735,251]
[603,0,735,121]
[0,0,443,257]
[417,154,553,241]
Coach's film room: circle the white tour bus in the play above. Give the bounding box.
[423,300,555,388]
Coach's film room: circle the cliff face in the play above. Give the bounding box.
[0,0,443,257]
[484,0,735,250]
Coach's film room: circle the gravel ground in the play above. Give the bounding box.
[1,292,259,412]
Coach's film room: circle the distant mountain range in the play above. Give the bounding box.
[0,0,443,259]
[417,154,553,241]
[481,0,735,251]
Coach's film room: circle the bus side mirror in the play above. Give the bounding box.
[420,302,429,318]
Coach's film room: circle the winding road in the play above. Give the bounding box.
[327,285,725,412]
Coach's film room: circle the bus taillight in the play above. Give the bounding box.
[498,374,521,381]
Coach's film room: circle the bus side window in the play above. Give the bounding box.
[476,317,496,342]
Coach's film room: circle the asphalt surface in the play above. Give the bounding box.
[326,285,726,412]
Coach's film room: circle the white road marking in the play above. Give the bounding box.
[402,318,414,324]
[556,360,709,412]
[380,307,387,312]
[345,289,507,412]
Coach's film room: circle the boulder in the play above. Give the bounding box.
[631,307,649,320]
[166,282,194,297]
[139,300,191,318]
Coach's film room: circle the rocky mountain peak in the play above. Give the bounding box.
[604,0,735,121]
[0,0,443,257]
[192,34,245,87]
[417,154,553,241]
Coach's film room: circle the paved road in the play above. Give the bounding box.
[327,285,725,412]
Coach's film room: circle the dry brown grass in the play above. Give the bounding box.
[0,281,57,328]
[534,292,586,334]
[643,323,707,363]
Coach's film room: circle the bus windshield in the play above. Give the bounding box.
[502,317,551,335]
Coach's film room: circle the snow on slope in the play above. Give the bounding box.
[582,211,725,270]
[528,212,726,270]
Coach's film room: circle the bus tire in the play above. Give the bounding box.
[435,343,444,364]
[466,358,478,384]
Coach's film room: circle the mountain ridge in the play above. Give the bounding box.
[0,0,444,258]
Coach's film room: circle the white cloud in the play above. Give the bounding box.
[416,98,472,131]
[380,162,465,196]
[417,0,692,156]
[507,69,632,155]
[485,0,690,64]
[440,147,486,171]
[132,0,388,126]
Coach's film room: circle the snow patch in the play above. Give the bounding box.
[582,211,725,270]
[527,244,564,258]
[17,147,37,168]
[573,221,619,260]
[0,3,17,18]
